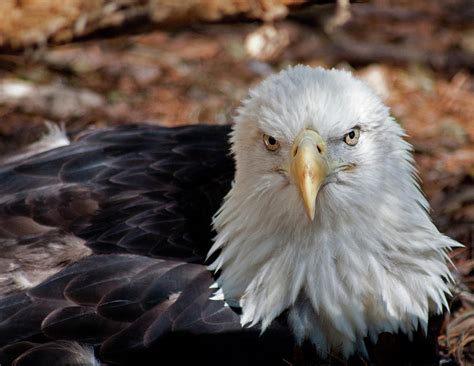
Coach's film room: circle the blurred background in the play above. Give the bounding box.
[0,0,472,363]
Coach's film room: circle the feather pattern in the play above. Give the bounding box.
[0,125,233,295]
[0,124,295,366]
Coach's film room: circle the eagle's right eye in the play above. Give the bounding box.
[263,134,280,151]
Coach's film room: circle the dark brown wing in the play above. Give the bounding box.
[0,125,296,365]
[0,254,293,366]
[1,124,234,258]
[0,125,234,295]
[72,125,235,259]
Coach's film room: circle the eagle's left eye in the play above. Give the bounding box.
[344,128,360,146]
[263,134,280,151]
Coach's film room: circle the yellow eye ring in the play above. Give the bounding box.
[344,128,360,146]
[263,134,280,151]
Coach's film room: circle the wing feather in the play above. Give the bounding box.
[0,254,281,365]
[0,125,298,365]
[0,125,233,295]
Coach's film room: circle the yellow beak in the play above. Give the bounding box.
[290,130,329,221]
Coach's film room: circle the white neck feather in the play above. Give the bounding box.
[209,162,457,358]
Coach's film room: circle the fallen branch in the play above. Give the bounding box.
[0,0,308,51]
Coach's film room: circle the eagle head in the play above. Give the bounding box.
[209,66,460,358]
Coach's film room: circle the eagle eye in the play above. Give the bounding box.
[263,134,280,151]
[343,128,360,146]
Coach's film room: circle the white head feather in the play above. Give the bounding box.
[208,66,460,358]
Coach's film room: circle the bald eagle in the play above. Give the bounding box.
[0,67,460,365]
